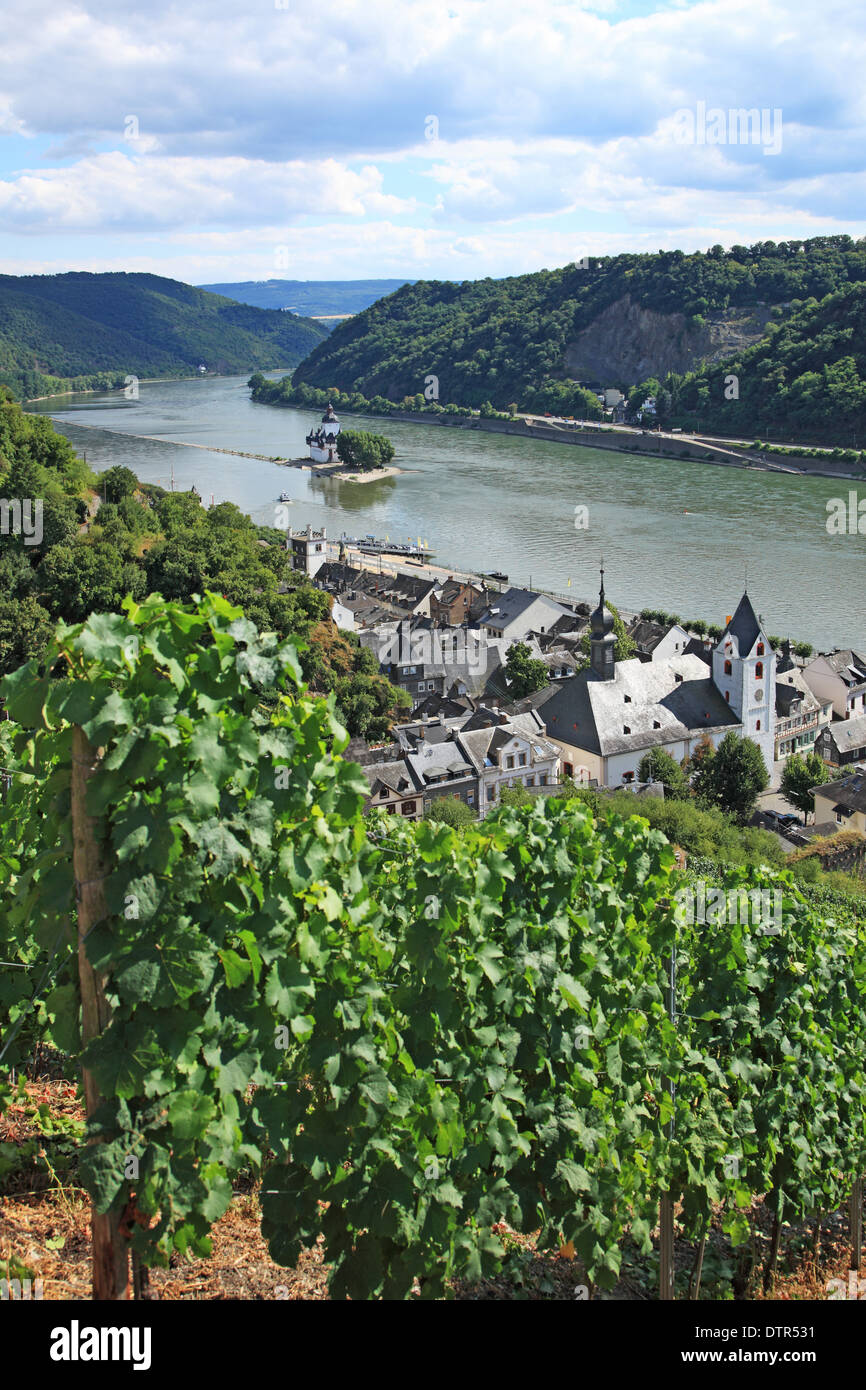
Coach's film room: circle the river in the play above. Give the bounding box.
[26,374,865,652]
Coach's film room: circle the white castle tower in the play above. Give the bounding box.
[712,592,776,774]
[306,402,341,463]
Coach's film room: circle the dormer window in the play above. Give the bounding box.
[653,720,661,729]
[624,693,632,703]
[675,673,683,684]
[623,725,631,735]
[757,642,765,656]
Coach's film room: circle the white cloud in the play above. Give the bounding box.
[0,153,413,231]
[0,0,861,275]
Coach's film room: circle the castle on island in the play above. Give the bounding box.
[305,403,341,463]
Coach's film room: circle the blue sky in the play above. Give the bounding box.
[0,0,862,284]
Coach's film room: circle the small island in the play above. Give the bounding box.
[281,395,400,482]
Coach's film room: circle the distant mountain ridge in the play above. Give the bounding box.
[0,271,327,399]
[197,279,414,317]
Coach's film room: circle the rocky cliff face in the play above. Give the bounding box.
[564,294,775,385]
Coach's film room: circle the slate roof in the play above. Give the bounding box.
[683,637,713,666]
[817,649,866,682]
[404,739,476,787]
[627,618,679,655]
[363,760,420,796]
[820,714,866,755]
[478,587,571,633]
[722,592,762,654]
[813,769,866,814]
[538,655,740,757]
[456,713,559,773]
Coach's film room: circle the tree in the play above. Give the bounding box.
[424,796,476,826]
[498,783,534,809]
[504,641,549,698]
[694,730,769,823]
[336,429,395,472]
[0,594,54,675]
[98,466,139,504]
[637,747,689,799]
[333,671,411,742]
[780,751,831,823]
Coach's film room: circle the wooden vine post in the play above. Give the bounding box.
[658,910,676,1300]
[851,1178,863,1273]
[71,724,129,1300]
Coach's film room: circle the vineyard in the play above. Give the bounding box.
[1,593,865,1301]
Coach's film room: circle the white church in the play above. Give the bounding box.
[536,572,777,787]
[305,403,341,463]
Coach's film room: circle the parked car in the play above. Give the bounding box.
[764,809,799,831]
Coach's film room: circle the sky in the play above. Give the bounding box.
[0,0,863,285]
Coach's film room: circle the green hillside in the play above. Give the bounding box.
[0,271,327,400]
[290,236,866,429]
[667,282,866,443]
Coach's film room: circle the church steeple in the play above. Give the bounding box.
[590,561,616,679]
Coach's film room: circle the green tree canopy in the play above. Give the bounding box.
[780,751,831,822]
[336,429,396,472]
[424,796,476,826]
[637,747,689,799]
[504,640,549,698]
[693,730,769,823]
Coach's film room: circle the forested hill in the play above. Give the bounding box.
[0,271,327,400]
[291,236,866,420]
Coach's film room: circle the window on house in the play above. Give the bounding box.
[563,763,574,779]
[675,673,683,684]
[401,800,416,815]
[623,725,631,734]
[757,642,765,655]
[540,774,548,786]
[725,691,730,702]
[724,660,732,675]
[755,662,764,680]
[653,720,661,729]
[623,771,635,783]
[486,785,495,802]
[506,755,514,769]
[379,788,389,799]
[756,719,761,731]
[518,752,526,766]
[624,694,632,703]
[467,793,474,805]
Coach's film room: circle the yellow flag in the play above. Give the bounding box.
[567,578,572,587]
